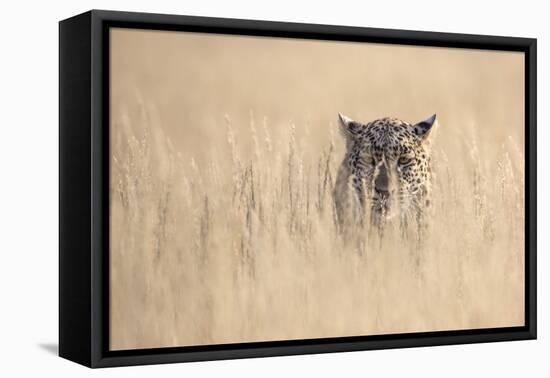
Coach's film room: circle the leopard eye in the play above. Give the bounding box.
[398,156,413,165]
[360,154,375,165]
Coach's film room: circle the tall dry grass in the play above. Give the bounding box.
[109,98,524,350]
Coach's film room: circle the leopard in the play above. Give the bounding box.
[333,113,437,233]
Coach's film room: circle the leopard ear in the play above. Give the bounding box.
[413,114,437,140]
[338,113,362,139]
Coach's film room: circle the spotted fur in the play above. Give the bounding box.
[333,113,437,230]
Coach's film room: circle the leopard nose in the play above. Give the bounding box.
[374,170,389,193]
[375,188,389,199]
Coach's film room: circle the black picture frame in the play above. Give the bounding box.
[59,9,537,368]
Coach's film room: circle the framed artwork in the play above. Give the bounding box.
[59,10,537,368]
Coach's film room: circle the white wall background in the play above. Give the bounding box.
[0,0,546,376]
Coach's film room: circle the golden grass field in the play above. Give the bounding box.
[109,28,525,350]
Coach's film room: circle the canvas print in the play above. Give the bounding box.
[109,28,525,350]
